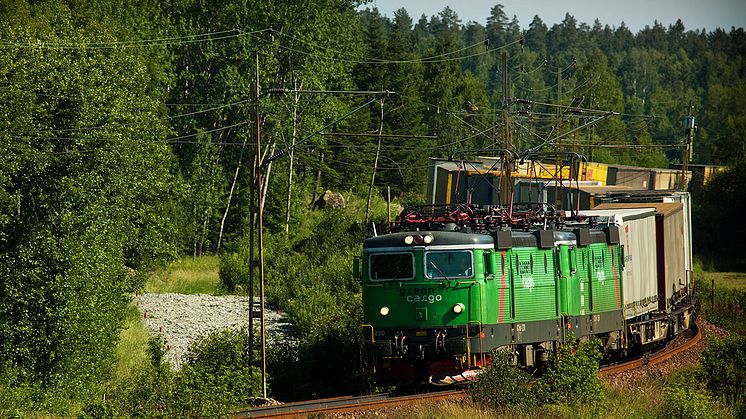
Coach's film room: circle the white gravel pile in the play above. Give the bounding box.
[134,293,292,369]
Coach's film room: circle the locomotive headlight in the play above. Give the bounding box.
[404,235,414,245]
[452,303,465,314]
[379,306,390,316]
[423,234,433,244]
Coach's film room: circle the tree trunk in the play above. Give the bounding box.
[217,135,248,254]
[285,81,302,238]
[257,141,276,215]
[310,151,324,207]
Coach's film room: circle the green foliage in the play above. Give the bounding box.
[219,249,250,294]
[695,268,746,334]
[254,208,368,399]
[657,385,721,419]
[268,295,365,401]
[693,160,746,270]
[0,1,180,408]
[85,328,261,418]
[698,335,746,407]
[468,349,537,409]
[176,328,262,413]
[535,338,605,405]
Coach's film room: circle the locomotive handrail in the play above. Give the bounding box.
[361,324,375,343]
[448,280,478,286]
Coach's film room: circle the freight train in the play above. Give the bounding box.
[357,193,696,386]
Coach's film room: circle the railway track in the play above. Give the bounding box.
[599,323,702,376]
[599,321,702,377]
[235,390,464,418]
[236,323,701,417]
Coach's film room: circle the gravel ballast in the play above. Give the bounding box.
[135,293,292,369]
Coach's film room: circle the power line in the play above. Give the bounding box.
[271,29,491,63]
[513,98,655,119]
[7,98,254,135]
[0,28,271,49]
[250,31,523,65]
[4,121,249,156]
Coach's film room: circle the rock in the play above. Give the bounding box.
[316,190,346,209]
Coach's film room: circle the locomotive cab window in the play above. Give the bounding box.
[425,250,473,279]
[369,252,415,281]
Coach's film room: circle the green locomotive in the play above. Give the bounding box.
[357,223,625,385]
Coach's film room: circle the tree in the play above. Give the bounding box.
[0,1,179,398]
[526,15,548,56]
[485,4,509,49]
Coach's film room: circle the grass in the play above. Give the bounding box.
[700,271,746,291]
[110,304,151,382]
[695,262,746,334]
[145,255,223,295]
[410,377,734,419]
[381,400,502,419]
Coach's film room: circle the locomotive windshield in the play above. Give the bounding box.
[425,250,473,279]
[369,252,415,281]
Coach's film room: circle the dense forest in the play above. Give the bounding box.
[1,0,745,415]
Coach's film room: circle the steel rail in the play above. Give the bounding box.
[235,323,700,417]
[235,389,464,418]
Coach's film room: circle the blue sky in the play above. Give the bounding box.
[361,0,746,32]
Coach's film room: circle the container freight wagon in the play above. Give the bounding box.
[576,208,658,318]
[427,158,690,208]
[576,208,669,345]
[595,202,690,312]
[591,201,695,344]
[598,191,694,291]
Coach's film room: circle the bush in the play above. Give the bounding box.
[693,160,746,271]
[222,207,370,401]
[169,328,262,417]
[267,293,366,401]
[657,385,720,419]
[698,334,746,407]
[87,328,262,418]
[535,338,604,405]
[468,349,537,408]
[219,250,249,293]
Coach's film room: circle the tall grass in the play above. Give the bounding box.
[145,255,223,295]
[695,263,746,334]
[107,304,151,384]
[413,377,732,419]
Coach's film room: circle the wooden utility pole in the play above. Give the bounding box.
[255,54,267,399]
[248,95,255,363]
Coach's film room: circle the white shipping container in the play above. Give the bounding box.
[576,208,659,319]
[595,202,688,312]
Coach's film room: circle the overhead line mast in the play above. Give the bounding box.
[501,49,513,206]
